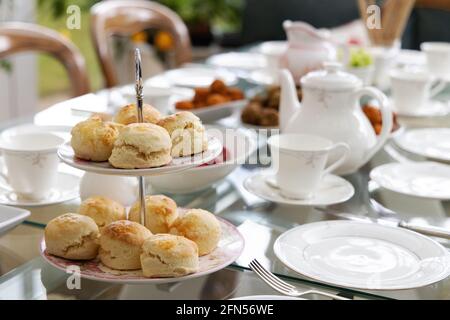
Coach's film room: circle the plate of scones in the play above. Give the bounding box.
[41,195,244,284]
[59,104,223,176]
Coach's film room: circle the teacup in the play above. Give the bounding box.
[389,68,445,113]
[368,45,399,90]
[268,134,349,200]
[0,132,65,200]
[421,42,450,79]
[259,41,287,70]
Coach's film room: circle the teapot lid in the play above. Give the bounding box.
[301,62,362,90]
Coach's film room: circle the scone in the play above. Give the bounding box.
[169,209,221,256]
[158,111,208,158]
[71,116,123,162]
[45,213,99,260]
[140,234,199,278]
[128,195,178,234]
[99,220,152,270]
[78,196,126,229]
[108,123,172,169]
[114,103,161,125]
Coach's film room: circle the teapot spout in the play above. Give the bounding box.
[279,69,301,132]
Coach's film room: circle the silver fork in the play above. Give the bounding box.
[249,259,350,300]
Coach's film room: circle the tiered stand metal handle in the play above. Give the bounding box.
[134,49,146,227]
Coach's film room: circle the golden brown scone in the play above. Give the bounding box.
[169,209,221,256]
[128,195,178,234]
[99,220,152,270]
[158,111,208,158]
[140,234,199,278]
[45,213,99,260]
[78,196,126,229]
[71,116,123,162]
[113,103,161,125]
[108,123,172,169]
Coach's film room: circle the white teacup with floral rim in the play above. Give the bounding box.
[268,134,349,200]
[0,132,65,200]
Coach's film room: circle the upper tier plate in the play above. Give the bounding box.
[58,136,223,176]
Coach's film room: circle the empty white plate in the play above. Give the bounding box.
[164,67,238,87]
[243,170,354,206]
[274,220,450,290]
[394,128,450,162]
[370,162,450,200]
[389,99,450,117]
[0,204,30,237]
[206,52,268,70]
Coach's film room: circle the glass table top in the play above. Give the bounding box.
[0,75,449,301]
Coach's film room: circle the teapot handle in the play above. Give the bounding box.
[355,87,393,165]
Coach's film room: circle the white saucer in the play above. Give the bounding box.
[274,220,450,290]
[370,162,450,200]
[394,128,450,162]
[247,69,279,86]
[0,171,79,207]
[389,98,450,117]
[243,171,354,206]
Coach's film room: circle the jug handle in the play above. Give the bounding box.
[355,87,393,165]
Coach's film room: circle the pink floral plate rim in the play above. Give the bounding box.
[57,136,223,177]
[40,217,245,284]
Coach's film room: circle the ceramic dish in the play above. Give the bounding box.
[0,171,79,207]
[394,128,450,162]
[243,170,355,206]
[163,67,238,88]
[171,99,247,123]
[41,217,244,284]
[148,127,257,194]
[0,204,30,237]
[206,52,268,70]
[389,99,450,118]
[370,162,450,200]
[274,220,450,290]
[57,136,223,177]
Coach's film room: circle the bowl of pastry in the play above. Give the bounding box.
[58,104,223,176]
[41,195,244,283]
[240,85,302,129]
[173,79,247,123]
[147,126,257,194]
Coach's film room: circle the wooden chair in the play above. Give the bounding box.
[91,0,192,88]
[0,22,90,97]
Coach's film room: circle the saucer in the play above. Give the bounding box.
[0,171,79,207]
[370,162,450,200]
[394,128,450,163]
[247,69,279,86]
[389,98,450,117]
[243,171,354,206]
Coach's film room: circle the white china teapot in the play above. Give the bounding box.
[279,62,393,175]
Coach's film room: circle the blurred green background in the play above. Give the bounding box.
[37,2,102,97]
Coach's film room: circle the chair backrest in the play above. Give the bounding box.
[0,22,90,97]
[91,0,192,88]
